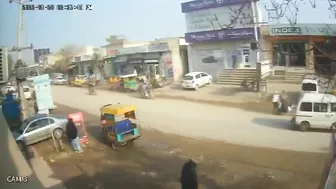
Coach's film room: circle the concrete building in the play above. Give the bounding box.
[181,0,264,82]
[111,37,188,82]
[39,54,62,68]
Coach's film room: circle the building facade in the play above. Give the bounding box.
[112,38,188,81]
[181,0,261,81]
[263,23,336,74]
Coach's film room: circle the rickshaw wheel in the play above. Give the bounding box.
[111,142,117,150]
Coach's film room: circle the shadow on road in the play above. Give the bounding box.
[252,117,295,130]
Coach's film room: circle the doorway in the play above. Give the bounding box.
[273,42,306,67]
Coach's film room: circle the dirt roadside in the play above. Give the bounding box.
[34,104,328,189]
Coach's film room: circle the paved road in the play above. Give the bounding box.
[52,86,330,153]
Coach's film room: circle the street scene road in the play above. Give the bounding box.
[33,104,328,189]
[52,85,330,153]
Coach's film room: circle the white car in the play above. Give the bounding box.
[53,77,67,85]
[182,72,212,90]
[1,85,16,95]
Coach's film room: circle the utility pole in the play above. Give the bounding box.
[9,0,33,119]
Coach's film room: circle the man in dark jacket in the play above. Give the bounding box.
[66,118,83,153]
[180,159,198,189]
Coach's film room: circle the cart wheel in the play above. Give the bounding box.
[111,142,117,150]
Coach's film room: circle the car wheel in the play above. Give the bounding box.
[194,85,199,91]
[16,140,25,151]
[208,78,212,85]
[53,128,64,139]
[299,121,310,132]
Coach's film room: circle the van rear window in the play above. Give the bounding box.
[299,102,312,112]
[302,83,317,92]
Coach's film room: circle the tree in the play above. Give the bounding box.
[105,35,125,45]
[264,0,336,91]
[54,45,78,73]
[92,52,106,80]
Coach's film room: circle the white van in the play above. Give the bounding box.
[301,75,319,94]
[293,93,336,131]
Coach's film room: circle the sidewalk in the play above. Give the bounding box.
[154,83,270,103]
[0,110,65,189]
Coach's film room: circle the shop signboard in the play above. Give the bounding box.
[181,0,250,13]
[31,74,55,111]
[68,112,88,144]
[269,24,336,36]
[185,3,253,33]
[185,27,255,43]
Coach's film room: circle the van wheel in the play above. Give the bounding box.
[330,123,336,130]
[299,121,310,132]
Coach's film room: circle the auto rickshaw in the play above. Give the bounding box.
[119,74,138,91]
[71,75,86,87]
[100,103,140,150]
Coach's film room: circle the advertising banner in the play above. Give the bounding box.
[181,0,250,13]
[68,112,89,144]
[32,74,55,111]
[185,27,255,43]
[185,3,253,33]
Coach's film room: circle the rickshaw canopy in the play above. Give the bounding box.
[100,104,136,116]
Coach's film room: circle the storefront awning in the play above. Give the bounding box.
[144,59,159,63]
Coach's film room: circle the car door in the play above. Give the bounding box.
[23,118,54,145]
[195,74,202,86]
[200,73,209,86]
[312,103,329,128]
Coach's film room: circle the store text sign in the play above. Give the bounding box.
[271,27,301,34]
[269,24,336,36]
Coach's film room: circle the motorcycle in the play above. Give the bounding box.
[139,83,154,99]
[88,83,96,95]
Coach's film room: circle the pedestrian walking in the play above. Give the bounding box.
[180,159,198,189]
[66,118,83,153]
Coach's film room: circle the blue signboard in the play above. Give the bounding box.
[32,74,55,111]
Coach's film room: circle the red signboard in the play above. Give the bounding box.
[68,112,89,144]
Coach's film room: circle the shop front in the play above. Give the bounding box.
[181,0,261,81]
[266,24,336,73]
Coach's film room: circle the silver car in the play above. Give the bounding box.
[13,114,68,149]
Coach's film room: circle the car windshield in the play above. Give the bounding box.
[57,77,64,80]
[23,87,29,92]
[183,75,194,80]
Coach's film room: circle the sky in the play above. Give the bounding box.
[0,0,335,62]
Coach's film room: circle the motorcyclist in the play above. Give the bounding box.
[88,74,96,95]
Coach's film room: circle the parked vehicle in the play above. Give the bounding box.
[1,85,16,95]
[182,72,212,90]
[100,104,141,150]
[291,93,336,131]
[71,75,86,87]
[301,75,320,94]
[12,114,68,150]
[52,77,67,85]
